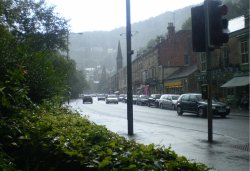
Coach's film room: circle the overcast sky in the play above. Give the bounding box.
[47,0,204,32]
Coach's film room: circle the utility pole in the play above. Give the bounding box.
[126,0,133,135]
[204,0,213,142]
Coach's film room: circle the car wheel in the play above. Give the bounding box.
[177,106,183,115]
[198,108,205,117]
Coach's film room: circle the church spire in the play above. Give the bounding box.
[116,41,123,72]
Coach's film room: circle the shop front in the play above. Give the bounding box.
[164,80,183,94]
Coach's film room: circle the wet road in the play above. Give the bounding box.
[72,98,249,143]
[69,98,249,171]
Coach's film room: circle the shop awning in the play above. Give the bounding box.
[221,76,249,87]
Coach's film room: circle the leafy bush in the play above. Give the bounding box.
[0,105,210,171]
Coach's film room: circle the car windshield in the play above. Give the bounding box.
[154,94,161,98]
[195,94,203,101]
[172,95,180,100]
[108,95,116,98]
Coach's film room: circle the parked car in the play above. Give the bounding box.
[176,93,230,118]
[118,94,126,102]
[97,94,106,101]
[148,94,161,107]
[82,95,93,104]
[132,95,139,104]
[136,95,149,106]
[158,94,180,110]
[106,94,119,104]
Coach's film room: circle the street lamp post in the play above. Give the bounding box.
[126,0,134,136]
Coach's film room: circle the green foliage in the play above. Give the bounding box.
[0,105,210,171]
[182,17,192,30]
[1,0,68,51]
[0,0,88,110]
[223,0,249,19]
[182,0,248,31]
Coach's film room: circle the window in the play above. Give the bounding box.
[241,41,248,64]
[189,95,197,101]
[181,95,189,101]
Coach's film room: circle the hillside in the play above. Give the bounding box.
[68,4,197,72]
[68,0,248,73]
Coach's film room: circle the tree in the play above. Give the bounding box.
[182,17,192,30]
[0,0,88,111]
[1,0,68,51]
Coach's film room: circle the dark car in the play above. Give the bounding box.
[158,94,180,110]
[148,94,161,107]
[132,95,139,104]
[97,94,106,101]
[176,93,230,118]
[82,95,93,104]
[136,95,149,106]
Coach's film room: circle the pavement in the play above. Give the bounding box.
[69,102,249,171]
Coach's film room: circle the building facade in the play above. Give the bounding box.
[110,15,249,110]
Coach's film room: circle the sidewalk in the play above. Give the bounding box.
[230,108,249,117]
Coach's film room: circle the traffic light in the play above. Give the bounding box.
[208,0,229,48]
[191,5,205,52]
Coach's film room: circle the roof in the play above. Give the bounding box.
[167,65,198,81]
[221,76,249,88]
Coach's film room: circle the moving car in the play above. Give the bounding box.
[148,94,161,107]
[82,95,93,104]
[176,93,230,118]
[106,94,119,104]
[136,95,149,106]
[97,94,106,101]
[158,94,180,110]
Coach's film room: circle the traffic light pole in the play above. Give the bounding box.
[204,0,213,143]
[126,0,134,136]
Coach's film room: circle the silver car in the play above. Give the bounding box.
[106,95,119,104]
[158,94,180,110]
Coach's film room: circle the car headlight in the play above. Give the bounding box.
[226,106,230,109]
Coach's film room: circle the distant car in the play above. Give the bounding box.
[158,94,180,110]
[82,95,93,104]
[97,94,106,101]
[118,94,126,102]
[176,93,230,118]
[106,94,119,104]
[148,94,161,107]
[136,95,149,106]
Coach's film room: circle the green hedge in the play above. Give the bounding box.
[0,106,210,171]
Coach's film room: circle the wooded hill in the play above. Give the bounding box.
[68,0,248,73]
